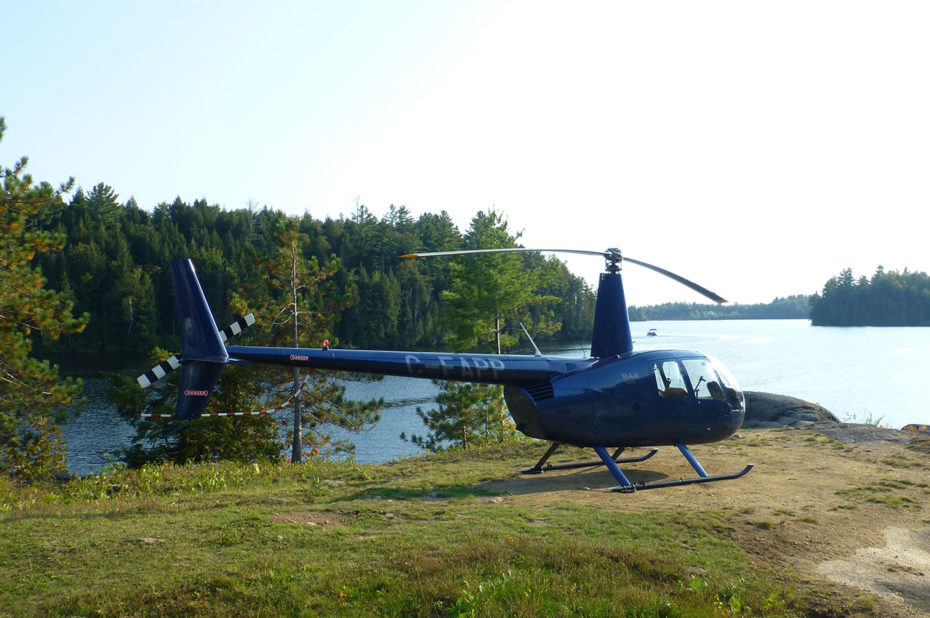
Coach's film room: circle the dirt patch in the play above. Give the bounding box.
[269,510,345,530]
[483,426,930,616]
[819,527,930,616]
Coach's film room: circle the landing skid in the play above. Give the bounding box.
[617,465,754,492]
[595,443,753,493]
[520,442,658,475]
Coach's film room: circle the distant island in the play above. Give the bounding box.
[809,267,930,326]
[629,295,810,321]
[632,267,930,326]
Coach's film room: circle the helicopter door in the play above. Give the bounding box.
[654,360,689,399]
[681,358,729,417]
[653,360,696,424]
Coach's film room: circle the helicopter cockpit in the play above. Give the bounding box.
[653,356,743,410]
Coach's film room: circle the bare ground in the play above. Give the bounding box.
[483,426,930,616]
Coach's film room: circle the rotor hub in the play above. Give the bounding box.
[604,248,622,273]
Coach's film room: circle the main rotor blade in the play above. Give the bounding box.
[401,248,727,303]
[624,257,727,304]
[401,248,607,259]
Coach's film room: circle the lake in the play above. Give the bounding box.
[60,319,930,475]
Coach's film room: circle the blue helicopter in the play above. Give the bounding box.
[140,248,751,492]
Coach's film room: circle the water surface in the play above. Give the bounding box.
[61,319,930,475]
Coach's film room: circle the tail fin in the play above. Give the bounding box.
[170,259,229,420]
[175,361,226,420]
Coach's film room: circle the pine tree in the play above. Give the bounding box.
[441,210,560,353]
[407,210,558,451]
[231,220,382,462]
[404,382,511,451]
[0,117,88,481]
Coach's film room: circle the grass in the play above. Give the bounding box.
[880,457,921,469]
[0,445,862,616]
[835,478,926,510]
[907,434,930,455]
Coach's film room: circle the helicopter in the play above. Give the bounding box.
[139,248,752,493]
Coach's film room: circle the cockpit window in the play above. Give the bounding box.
[682,359,726,400]
[654,361,689,398]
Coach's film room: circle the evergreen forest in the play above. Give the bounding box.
[32,184,598,357]
[629,295,810,321]
[30,182,820,363]
[809,267,930,326]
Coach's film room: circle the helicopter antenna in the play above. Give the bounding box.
[520,322,543,357]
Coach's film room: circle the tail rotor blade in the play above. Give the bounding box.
[218,313,256,343]
[137,355,182,388]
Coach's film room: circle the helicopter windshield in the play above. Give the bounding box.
[653,357,743,408]
[682,359,726,400]
[708,357,744,410]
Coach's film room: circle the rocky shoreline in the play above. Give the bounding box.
[744,391,929,445]
[743,391,840,428]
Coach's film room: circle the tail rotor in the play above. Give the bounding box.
[136,313,255,389]
[135,259,254,420]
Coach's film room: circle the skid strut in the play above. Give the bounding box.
[521,442,658,475]
[594,442,752,493]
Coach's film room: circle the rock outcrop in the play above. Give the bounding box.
[742,391,840,428]
[807,422,912,444]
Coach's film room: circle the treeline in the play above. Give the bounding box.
[809,267,930,326]
[629,295,810,321]
[33,184,596,355]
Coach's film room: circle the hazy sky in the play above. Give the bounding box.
[3,1,928,305]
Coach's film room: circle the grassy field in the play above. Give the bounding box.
[0,437,898,617]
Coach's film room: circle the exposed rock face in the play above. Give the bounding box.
[743,391,840,428]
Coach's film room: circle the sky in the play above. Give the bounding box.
[3,1,929,305]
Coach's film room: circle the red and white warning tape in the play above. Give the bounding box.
[135,373,313,419]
